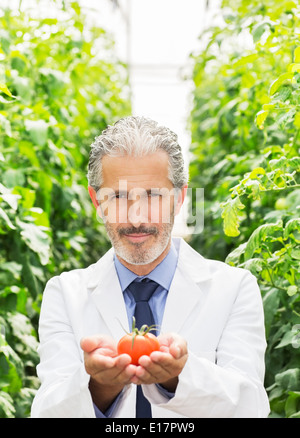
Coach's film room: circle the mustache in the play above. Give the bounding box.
[118,226,159,236]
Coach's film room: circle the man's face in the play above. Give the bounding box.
[92,150,183,266]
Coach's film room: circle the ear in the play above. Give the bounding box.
[88,185,103,220]
[88,186,99,209]
[174,184,188,216]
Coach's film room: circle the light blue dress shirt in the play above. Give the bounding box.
[114,241,178,332]
[94,241,179,418]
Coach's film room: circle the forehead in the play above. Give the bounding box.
[101,150,172,189]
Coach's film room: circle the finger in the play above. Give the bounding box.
[86,353,135,385]
[84,351,115,376]
[158,333,187,359]
[134,353,173,384]
[115,353,132,368]
[169,344,182,359]
[157,334,170,348]
[104,360,137,385]
[80,335,116,355]
[150,350,187,378]
[137,354,152,368]
[130,365,148,384]
[80,335,107,352]
[159,345,170,353]
[150,350,173,363]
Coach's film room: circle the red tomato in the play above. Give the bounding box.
[117,332,160,365]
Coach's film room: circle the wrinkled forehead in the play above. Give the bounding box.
[101,150,173,190]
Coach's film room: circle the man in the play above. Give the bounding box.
[31,116,270,418]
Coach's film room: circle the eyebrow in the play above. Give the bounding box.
[113,189,161,195]
[110,189,167,200]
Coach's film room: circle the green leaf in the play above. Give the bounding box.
[284,218,300,243]
[243,179,263,200]
[0,207,16,230]
[0,262,22,279]
[2,168,25,188]
[244,221,283,260]
[18,141,40,167]
[275,369,300,391]
[0,193,20,211]
[285,391,300,418]
[0,83,13,97]
[240,257,264,275]
[39,68,68,95]
[291,248,300,260]
[256,110,269,129]
[13,76,32,103]
[276,327,297,348]
[220,196,245,237]
[225,242,247,265]
[25,120,48,147]
[0,113,12,137]
[12,187,36,210]
[287,285,298,297]
[233,53,259,67]
[294,47,300,63]
[251,21,272,43]
[0,391,15,418]
[6,313,39,355]
[288,63,300,73]
[17,219,51,265]
[269,73,294,95]
[21,255,40,299]
[0,342,23,392]
[263,288,279,338]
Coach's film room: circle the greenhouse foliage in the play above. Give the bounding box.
[0,2,131,417]
[189,0,300,417]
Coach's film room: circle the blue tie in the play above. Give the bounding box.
[128,278,159,418]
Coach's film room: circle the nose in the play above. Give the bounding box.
[127,194,148,227]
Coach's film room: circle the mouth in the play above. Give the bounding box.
[123,233,153,243]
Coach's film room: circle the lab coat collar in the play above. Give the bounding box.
[87,237,212,290]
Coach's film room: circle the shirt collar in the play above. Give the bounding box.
[113,240,178,292]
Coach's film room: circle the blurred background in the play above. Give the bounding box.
[0,0,299,418]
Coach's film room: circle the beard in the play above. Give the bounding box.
[104,219,174,265]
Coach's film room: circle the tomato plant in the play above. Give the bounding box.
[189,0,300,417]
[0,1,131,417]
[117,318,160,365]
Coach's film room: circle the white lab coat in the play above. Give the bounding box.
[31,237,270,418]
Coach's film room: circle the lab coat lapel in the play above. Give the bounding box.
[160,267,201,334]
[161,238,212,334]
[89,249,129,341]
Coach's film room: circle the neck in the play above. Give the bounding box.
[116,238,171,276]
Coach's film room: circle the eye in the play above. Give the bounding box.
[149,192,162,198]
[115,192,128,199]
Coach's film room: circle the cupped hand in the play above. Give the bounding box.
[80,334,136,411]
[131,332,188,392]
[80,334,136,386]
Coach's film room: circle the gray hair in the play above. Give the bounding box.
[87,116,188,191]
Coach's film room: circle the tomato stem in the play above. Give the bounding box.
[117,317,160,349]
[131,316,159,336]
[129,317,159,348]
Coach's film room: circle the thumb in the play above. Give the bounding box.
[80,334,114,353]
[80,336,99,353]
